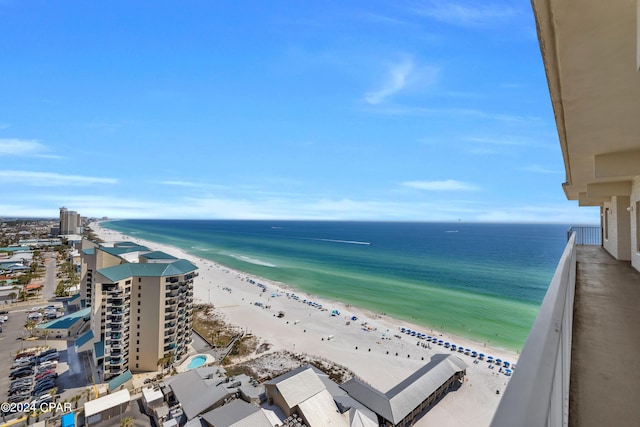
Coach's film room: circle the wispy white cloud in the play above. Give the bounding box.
[0,170,118,186]
[365,59,417,105]
[1,192,600,224]
[476,204,600,224]
[402,179,480,191]
[0,138,47,156]
[412,1,518,28]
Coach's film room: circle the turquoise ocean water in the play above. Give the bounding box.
[102,220,571,351]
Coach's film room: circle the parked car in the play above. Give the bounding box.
[36,352,59,364]
[10,367,34,379]
[37,360,58,370]
[31,393,52,406]
[32,379,56,394]
[0,310,8,314]
[11,378,33,388]
[9,386,31,396]
[38,348,57,357]
[15,351,35,360]
[8,393,31,403]
[12,359,35,369]
[35,369,56,380]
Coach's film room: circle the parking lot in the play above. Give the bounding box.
[1,303,94,422]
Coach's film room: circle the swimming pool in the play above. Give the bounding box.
[187,355,207,370]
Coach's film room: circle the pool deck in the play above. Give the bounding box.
[177,353,217,372]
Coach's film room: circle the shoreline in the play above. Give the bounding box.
[91,220,519,426]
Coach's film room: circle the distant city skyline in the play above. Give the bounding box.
[0,1,599,223]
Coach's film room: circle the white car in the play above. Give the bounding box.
[31,393,52,406]
[38,360,58,369]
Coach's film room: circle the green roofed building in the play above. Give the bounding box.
[77,239,198,381]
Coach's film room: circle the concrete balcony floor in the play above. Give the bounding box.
[570,246,640,426]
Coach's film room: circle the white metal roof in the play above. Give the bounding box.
[84,389,130,417]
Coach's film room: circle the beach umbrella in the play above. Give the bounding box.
[451,344,457,350]
[471,351,478,357]
[505,369,513,376]
[479,353,485,360]
[426,336,432,341]
[401,327,406,332]
[487,356,494,362]
[496,358,503,366]
[503,361,510,368]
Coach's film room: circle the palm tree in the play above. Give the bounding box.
[70,394,81,408]
[25,319,36,337]
[120,417,134,427]
[156,353,173,376]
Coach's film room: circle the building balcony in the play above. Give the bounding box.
[164,343,176,352]
[491,228,640,426]
[166,290,180,298]
[109,357,124,365]
[165,313,177,321]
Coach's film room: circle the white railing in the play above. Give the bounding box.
[490,233,576,427]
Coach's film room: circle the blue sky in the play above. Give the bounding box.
[0,1,599,223]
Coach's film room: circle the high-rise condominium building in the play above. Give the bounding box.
[59,207,82,235]
[77,241,197,380]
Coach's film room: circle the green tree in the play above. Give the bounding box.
[25,319,36,337]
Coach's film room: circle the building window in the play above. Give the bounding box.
[138,301,140,306]
[136,356,139,360]
[137,317,140,321]
[138,285,141,290]
[126,280,131,285]
[138,278,141,282]
[137,309,140,314]
[136,363,139,368]
[138,294,141,298]
[137,332,140,337]
[137,340,140,345]
[604,208,610,240]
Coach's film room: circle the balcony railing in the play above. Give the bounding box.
[491,233,576,426]
[567,226,601,246]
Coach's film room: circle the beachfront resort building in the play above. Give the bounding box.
[75,240,198,380]
[59,206,82,235]
[491,1,640,426]
[264,356,466,427]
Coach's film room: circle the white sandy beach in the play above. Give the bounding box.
[92,222,519,427]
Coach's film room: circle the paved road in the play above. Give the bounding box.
[42,253,56,301]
